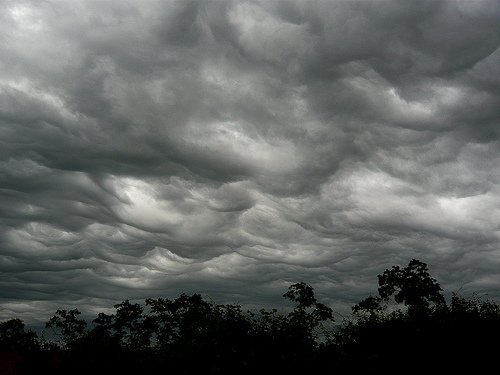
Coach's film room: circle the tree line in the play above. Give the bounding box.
[1,259,499,374]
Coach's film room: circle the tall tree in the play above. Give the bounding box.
[377,259,445,315]
[46,309,87,349]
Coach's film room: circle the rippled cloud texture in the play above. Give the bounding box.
[1,0,500,322]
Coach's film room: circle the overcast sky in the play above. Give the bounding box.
[1,0,500,323]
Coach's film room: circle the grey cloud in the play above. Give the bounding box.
[207,182,255,212]
[1,0,500,323]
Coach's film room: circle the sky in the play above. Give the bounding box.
[1,0,500,323]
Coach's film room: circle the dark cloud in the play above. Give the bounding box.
[1,0,500,323]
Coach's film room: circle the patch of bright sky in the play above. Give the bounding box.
[9,4,44,33]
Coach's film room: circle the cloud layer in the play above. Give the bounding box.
[1,0,500,322]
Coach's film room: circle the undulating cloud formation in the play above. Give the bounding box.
[1,0,500,322]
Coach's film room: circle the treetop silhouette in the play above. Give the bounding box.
[2,259,499,375]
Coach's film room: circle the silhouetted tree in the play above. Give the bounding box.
[146,293,216,350]
[5,258,500,374]
[146,293,255,373]
[0,319,38,351]
[283,282,334,356]
[86,312,121,355]
[377,259,445,315]
[352,295,384,321]
[448,292,500,319]
[284,282,334,328]
[46,309,87,349]
[112,300,154,351]
[92,312,114,333]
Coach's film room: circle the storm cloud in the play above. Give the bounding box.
[1,0,500,323]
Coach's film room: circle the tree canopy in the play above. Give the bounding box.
[1,259,499,374]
